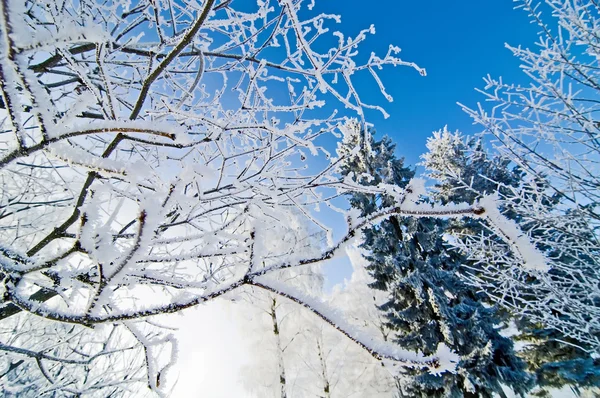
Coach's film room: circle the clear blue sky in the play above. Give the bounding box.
[321,0,540,166]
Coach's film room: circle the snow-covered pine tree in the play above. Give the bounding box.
[338,122,532,397]
[422,127,600,396]
[419,127,522,206]
[421,127,524,291]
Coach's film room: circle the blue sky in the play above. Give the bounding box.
[321,0,540,167]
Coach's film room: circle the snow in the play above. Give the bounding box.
[427,343,460,376]
[477,194,549,272]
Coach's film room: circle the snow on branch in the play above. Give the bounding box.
[475,195,548,271]
[248,278,459,374]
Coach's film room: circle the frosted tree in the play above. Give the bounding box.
[420,127,523,208]
[239,214,326,398]
[324,245,399,397]
[240,290,298,398]
[423,127,600,395]
[339,122,532,397]
[0,0,545,395]
[241,246,396,398]
[455,0,600,392]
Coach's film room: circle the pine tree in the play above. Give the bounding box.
[338,122,532,397]
[421,127,600,396]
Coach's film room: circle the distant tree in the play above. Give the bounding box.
[241,247,397,398]
[339,122,532,397]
